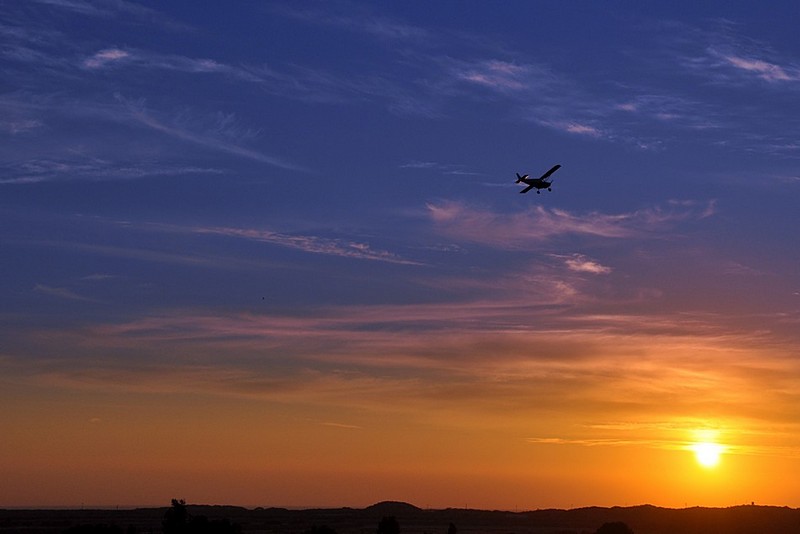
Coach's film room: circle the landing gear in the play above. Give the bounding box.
[548,188,552,191]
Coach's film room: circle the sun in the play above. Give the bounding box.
[692,441,723,468]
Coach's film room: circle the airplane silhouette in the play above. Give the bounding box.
[516,164,561,194]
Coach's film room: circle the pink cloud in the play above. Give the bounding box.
[426,201,638,247]
[563,254,612,275]
[83,48,130,69]
[458,60,529,91]
[429,200,718,249]
[722,54,795,82]
[538,120,603,138]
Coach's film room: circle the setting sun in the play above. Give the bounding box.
[692,442,724,468]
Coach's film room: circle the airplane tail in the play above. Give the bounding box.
[515,173,524,183]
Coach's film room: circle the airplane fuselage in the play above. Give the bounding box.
[519,178,551,189]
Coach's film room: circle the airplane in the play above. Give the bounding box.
[516,164,561,194]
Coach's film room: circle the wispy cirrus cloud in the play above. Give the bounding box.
[33,283,94,302]
[537,120,604,138]
[425,200,715,248]
[82,47,263,81]
[30,0,189,30]
[560,254,612,275]
[9,300,800,446]
[83,47,130,68]
[191,225,421,265]
[400,160,481,176]
[114,94,304,171]
[667,20,800,87]
[0,157,224,184]
[270,4,430,42]
[453,59,551,93]
[719,53,797,82]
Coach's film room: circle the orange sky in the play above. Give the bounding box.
[3,299,800,509]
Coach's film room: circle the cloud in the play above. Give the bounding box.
[425,200,713,248]
[400,160,481,176]
[0,118,42,135]
[455,60,538,92]
[114,95,304,171]
[83,48,130,69]
[82,47,262,81]
[271,4,430,42]
[38,240,279,271]
[33,283,94,302]
[561,254,612,275]
[9,299,800,447]
[539,120,604,138]
[190,226,421,265]
[0,157,225,184]
[30,0,189,30]
[720,54,797,82]
[30,0,107,16]
[321,422,363,430]
[669,21,800,87]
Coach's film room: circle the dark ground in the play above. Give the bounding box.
[2,501,799,534]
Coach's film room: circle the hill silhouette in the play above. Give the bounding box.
[364,502,422,515]
[2,502,799,534]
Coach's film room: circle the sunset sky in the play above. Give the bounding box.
[3,1,800,510]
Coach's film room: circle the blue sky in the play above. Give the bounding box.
[2,1,800,509]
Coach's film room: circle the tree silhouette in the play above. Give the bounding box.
[595,522,634,534]
[163,499,190,534]
[377,516,400,534]
[162,499,239,534]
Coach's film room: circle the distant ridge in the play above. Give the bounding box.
[3,502,799,534]
[365,501,422,515]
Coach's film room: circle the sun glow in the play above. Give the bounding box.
[692,441,724,468]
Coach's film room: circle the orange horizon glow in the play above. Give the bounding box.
[3,300,800,510]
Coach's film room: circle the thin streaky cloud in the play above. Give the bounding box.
[35,240,283,271]
[544,121,604,138]
[720,54,797,82]
[454,60,542,93]
[270,4,431,42]
[0,118,43,135]
[400,160,482,176]
[0,158,225,184]
[30,0,105,16]
[425,200,715,248]
[669,20,800,87]
[83,48,130,68]
[526,435,800,459]
[82,47,263,82]
[192,226,422,265]
[33,283,95,302]
[30,0,190,30]
[80,273,119,281]
[115,94,305,171]
[561,254,612,275]
[12,303,800,437]
[321,422,363,430]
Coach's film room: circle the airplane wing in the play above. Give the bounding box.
[519,184,535,194]
[538,164,561,180]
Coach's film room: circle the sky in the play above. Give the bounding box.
[2,0,800,510]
